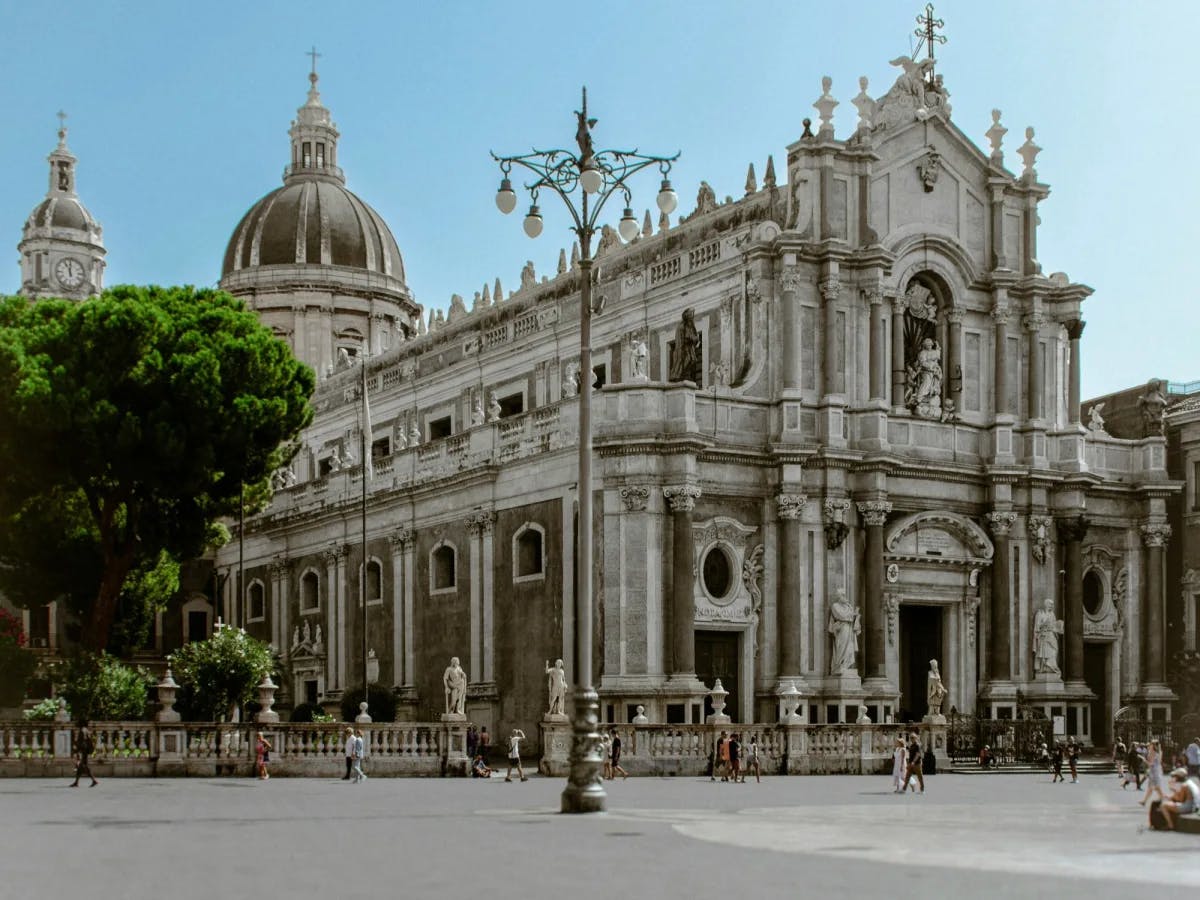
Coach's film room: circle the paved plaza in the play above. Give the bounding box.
[2,771,1197,899]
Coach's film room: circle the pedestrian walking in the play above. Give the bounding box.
[892,737,907,793]
[505,728,528,782]
[601,730,613,780]
[905,732,924,793]
[1185,737,1200,779]
[728,733,742,784]
[1068,741,1079,783]
[255,732,272,780]
[717,731,731,782]
[1140,739,1164,806]
[1038,742,1051,772]
[1113,738,1127,780]
[69,723,98,788]
[609,729,628,780]
[467,726,478,761]
[479,726,492,764]
[743,734,762,784]
[1051,743,1065,782]
[351,728,367,782]
[1124,742,1144,790]
[342,726,355,780]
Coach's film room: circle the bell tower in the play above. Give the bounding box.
[18,113,106,300]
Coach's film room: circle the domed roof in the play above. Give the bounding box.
[24,196,100,235]
[221,179,405,281]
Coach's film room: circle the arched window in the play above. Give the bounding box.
[1082,570,1104,617]
[300,570,320,612]
[364,558,383,604]
[431,544,456,592]
[247,580,266,622]
[513,523,546,582]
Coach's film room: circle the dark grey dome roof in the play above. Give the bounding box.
[24,196,99,234]
[221,179,405,282]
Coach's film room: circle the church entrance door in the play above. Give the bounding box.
[696,630,739,721]
[899,604,943,723]
[1084,642,1110,746]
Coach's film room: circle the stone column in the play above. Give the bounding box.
[1140,523,1172,685]
[323,547,340,691]
[334,545,349,691]
[984,512,1017,682]
[388,529,411,687]
[776,493,808,676]
[866,288,886,401]
[1058,515,1090,683]
[468,510,497,684]
[821,277,842,396]
[891,293,908,410]
[947,308,964,412]
[270,559,289,659]
[467,515,483,682]
[1066,319,1085,424]
[856,500,892,680]
[1025,314,1044,420]
[780,268,803,391]
[992,304,1010,415]
[664,485,702,675]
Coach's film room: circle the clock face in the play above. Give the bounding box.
[55,257,85,289]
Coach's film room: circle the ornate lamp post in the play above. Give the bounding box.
[492,87,678,813]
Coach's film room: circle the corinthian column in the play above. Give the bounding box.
[664,485,702,676]
[776,493,807,677]
[857,500,892,680]
[388,528,412,688]
[1025,314,1044,421]
[1066,319,1085,424]
[1140,523,1171,685]
[985,511,1017,682]
[780,268,802,391]
[891,293,908,410]
[992,303,1010,416]
[1057,515,1090,683]
[821,277,842,397]
[865,288,886,402]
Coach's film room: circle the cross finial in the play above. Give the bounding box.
[307,45,321,77]
[55,109,68,141]
[913,3,946,72]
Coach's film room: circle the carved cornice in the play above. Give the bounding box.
[1056,514,1091,543]
[1140,522,1172,548]
[466,510,496,535]
[775,493,808,520]
[389,527,414,550]
[985,510,1018,536]
[663,484,702,513]
[819,277,841,303]
[856,499,892,527]
[620,485,650,512]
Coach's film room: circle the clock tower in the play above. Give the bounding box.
[18,114,106,300]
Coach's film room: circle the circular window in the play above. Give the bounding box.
[1082,571,1104,617]
[702,545,734,602]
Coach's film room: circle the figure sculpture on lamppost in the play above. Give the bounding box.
[492,87,679,814]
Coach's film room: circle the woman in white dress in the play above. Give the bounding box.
[892,736,907,793]
[1140,739,1165,806]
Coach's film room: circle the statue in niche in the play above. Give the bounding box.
[58,162,70,192]
[471,398,485,426]
[629,337,649,381]
[1032,598,1063,675]
[902,282,942,419]
[668,308,702,384]
[520,260,536,291]
[443,656,467,715]
[1138,379,1168,436]
[487,391,501,423]
[409,420,422,446]
[926,660,948,718]
[827,590,861,676]
[545,659,568,717]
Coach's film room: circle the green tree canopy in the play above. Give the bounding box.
[171,624,275,722]
[0,286,314,649]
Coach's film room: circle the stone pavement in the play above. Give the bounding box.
[2,771,1197,899]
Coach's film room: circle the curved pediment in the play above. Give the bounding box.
[885,510,993,563]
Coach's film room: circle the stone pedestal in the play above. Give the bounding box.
[777,680,805,724]
[394,685,420,721]
[354,701,372,724]
[440,712,467,723]
[538,719,572,777]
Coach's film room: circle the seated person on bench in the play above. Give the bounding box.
[1155,768,1200,830]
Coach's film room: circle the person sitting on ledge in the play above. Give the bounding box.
[471,755,493,779]
[978,745,992,769]
[1155,768,1200,831]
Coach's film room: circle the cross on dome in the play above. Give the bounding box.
[912,3,947,75]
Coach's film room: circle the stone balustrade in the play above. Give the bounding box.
[0,720,469,778]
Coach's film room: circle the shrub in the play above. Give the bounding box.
[290,702,323,723]
[53,652,152,722]
[0,608,35,707]
[340,684,397,723]
[23,697,64,721]
[171,625,275,721]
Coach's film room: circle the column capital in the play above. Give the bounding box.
[1022,313,1045,332]
[985,510,1018,536]
[1140,522,1172,548]
[819,277,841,303]
[779,267,803,293]
[775,493,808,520]
[389,527,414,550]
[823,497,852,523]
[1056,513,1091,543]
[946,307,965,324]
[1064,318,1086,341]
[466,510,496,536]
[856,499,892,526]
[663,484,702,513]
[862,286,884,306]
[1027,514,1052,564]
[619,485,650,512]
[324,543,351,565]
[990,304,1011,325]
[269,557,290,578]
[891,293,909,314]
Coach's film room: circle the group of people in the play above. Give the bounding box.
[468,727,528,782]
[711,731,762,784]
[1111,735,1200,831]
[891,734,928,793]
[341,727,367,782]
[1041,740,1081,783]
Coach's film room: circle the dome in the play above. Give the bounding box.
[24,196,100,235]
[221,179,405,282]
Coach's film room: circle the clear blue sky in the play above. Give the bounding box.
[2,0,1195,398]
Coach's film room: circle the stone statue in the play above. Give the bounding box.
[693,181,717,218]
[313,624,322,649]
[336,347,352,371]
[487,391,501,423]
[926,659,948,718]
[471,399,484,426]
[827,590,861,675]
[906,338,943,419]
[1087,402,1106,432]
[302,621,311,645]
[409,420,421,446]
[448,293,468,321]
[1032,598,1063,675]
[596,224,620,257]
[545,659,567,717]
[855,705,871,724]
[668,308,702,384]
[520,260,536,291]
[563,361,580,398]
[923,74,951,116]
[575,103,596,160]
[1138,379,1168,436]
[292,626,301,649]
[629,338,649,381]
[874,55,936,128]
[443,656,467,716]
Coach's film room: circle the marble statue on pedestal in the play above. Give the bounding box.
[1138,379,1168,436]
[668,308,702,384]
[487,392,501,423]
[827,590,861,675]
[471,399,484,426]
[629,338,649,381]
[907,338,943,419]
[544,659,567,717]
[926,660,948,718]
[1033,598,1063,675]
[443,656,467,716]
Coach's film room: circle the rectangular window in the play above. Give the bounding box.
[964,332,981,412]
[801,306,817,391]
[318,457,334,478]
[371,437,390,460]
[302,142,312,166]
[498,392,524,418]
[592,364,607,390]
[316,143,325,167]
[428,416,452,440]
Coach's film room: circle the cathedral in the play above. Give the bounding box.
[12,39,1185,752]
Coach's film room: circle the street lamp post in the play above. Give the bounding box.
[492,87,678,814]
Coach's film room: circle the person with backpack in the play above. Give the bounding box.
[70,724,98,788]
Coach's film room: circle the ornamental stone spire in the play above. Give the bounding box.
[286,51,344,186]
